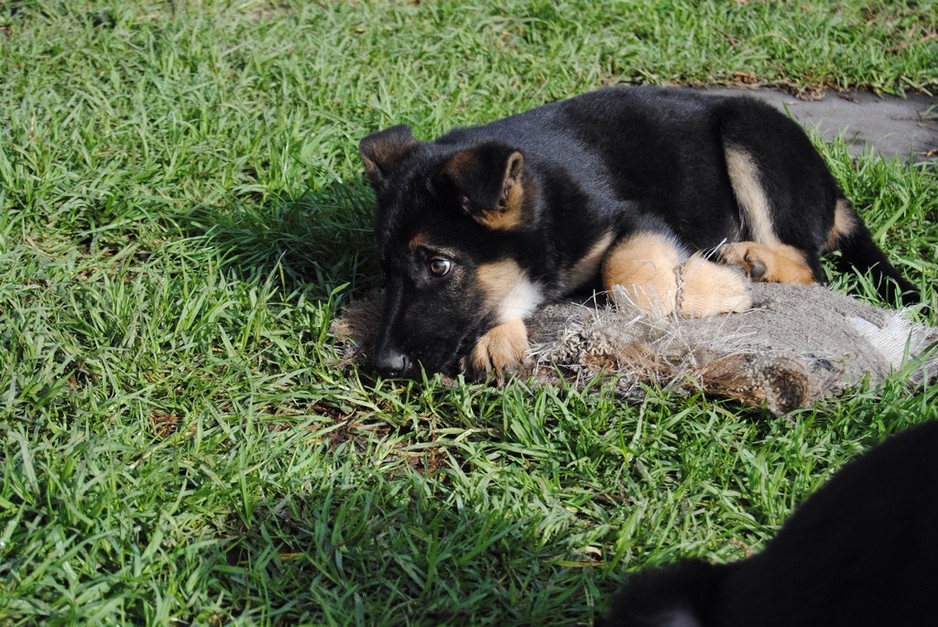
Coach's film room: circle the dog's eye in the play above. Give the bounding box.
[428,257,452,277]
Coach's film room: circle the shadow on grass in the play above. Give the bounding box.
[179,179,382,301]
[208,465,610,625]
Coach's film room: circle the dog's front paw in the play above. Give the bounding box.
[677,254,752,317]
[719,242,814,284]
[464,318,529,383]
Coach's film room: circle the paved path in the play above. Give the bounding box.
[704,87,937,163]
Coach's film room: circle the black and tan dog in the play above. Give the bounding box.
[360,86,918,379]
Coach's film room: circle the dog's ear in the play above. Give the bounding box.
[444,142,525,230]
[359,125,419,189]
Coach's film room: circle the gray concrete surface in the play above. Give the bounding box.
[705,87,937,163]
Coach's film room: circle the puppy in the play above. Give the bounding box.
[360,86,918,378]
[602,420,938,626]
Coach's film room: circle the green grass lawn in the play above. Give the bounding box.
[1,1,936,624]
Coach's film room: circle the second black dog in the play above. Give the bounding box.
[602,420,938,626]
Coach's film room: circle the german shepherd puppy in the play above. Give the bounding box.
[601,420,938,626]
[360,86,917,379]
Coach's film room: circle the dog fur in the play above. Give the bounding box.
[360,86,918,379]
[600,420,938,627]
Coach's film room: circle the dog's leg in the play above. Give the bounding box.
[720,144,822,286]
[719,241,816,284]
[603,232,751,317]
[603,232,682,315]
[464,318,528,383]
[467,259,545,379]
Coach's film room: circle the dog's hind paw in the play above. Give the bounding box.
[719,241,815,285]
[464,318,529,382]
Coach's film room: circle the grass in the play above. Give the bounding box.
[1,0,936,624]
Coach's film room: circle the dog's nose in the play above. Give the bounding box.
[374,347,412,378]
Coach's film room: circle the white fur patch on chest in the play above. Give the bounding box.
[497,275,545,322]
[476,259,545,323]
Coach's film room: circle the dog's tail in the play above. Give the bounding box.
[826,197,919,307]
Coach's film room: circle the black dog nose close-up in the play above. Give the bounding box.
[374,348,412,378]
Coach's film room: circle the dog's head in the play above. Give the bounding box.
[359,125,542,378]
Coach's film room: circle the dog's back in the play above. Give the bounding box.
[603,420,938,627]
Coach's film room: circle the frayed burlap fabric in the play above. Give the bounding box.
[331,284,936,414]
